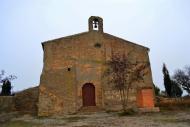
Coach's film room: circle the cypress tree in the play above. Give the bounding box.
[162,63,172,97]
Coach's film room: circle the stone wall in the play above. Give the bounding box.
[0,86,39,114]
[156,97,190,108]
[0,96,14,113]
[14,86,39,115]
[38,69,77,116]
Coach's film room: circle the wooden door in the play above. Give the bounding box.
[82,83,96,106]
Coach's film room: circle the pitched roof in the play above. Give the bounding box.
[103,32,149,51]
[42,31,149,51]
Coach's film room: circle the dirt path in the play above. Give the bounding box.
[1,110,190,127]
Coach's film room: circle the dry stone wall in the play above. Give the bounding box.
[0,96,14,113]
[0,86,39,115]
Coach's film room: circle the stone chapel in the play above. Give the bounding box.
[38,16,156,116]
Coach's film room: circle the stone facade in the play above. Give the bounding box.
[38,16,155,116]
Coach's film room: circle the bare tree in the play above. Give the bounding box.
[105,52,149,111]
[0,70,17,82]
[173,66,190,95]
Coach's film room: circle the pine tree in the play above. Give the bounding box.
[0,70,16,96]
[1,79,12,96]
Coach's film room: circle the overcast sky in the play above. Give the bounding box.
[1,0,190,92]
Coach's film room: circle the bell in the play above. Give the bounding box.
[93,19,98,28]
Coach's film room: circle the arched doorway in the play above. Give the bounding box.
[82,83,96,106]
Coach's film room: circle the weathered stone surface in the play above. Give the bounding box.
[0,86,39,114]
[38,16,155,116]
[0,96,14,112]
[14,86,39,115]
